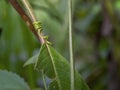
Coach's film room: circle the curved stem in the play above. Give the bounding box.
[68,0,74,90]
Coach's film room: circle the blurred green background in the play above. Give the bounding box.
[0,0,120,90]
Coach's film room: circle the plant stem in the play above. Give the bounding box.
[8,0,40,42]
[21,0,36,22]
[42,70,48,90]
[68,0,75,90]
[21,0,45,44]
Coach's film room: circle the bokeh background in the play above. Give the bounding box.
[0,0,120,90]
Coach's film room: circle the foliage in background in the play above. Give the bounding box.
[0,0,120,90]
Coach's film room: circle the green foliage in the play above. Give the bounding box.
[24,44,89,90]
[0,70,29,90]
[1,0,120,90]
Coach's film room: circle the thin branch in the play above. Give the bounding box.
[8,0,41,42]
[68,0,75,90]
[21,0,45,44]
[21,0,36,22]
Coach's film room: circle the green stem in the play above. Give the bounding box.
[68,0,74,90]
[21,0,36,22]
[21,0,45,44]
[42,70,48,90]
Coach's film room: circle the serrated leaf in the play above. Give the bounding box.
[24,44,89,90]
[0,70,29,90]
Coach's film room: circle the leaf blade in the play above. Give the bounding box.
[0,70,29,90]
[24,54,38,67]
[37,45,89,90]
[24,45,89,90]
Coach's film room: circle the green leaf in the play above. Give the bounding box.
[24,44,89,90]
[0,70,29,90]
[24,54,38,67]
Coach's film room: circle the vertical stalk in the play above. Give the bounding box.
[42,70,48,90]
[68,0,74,90]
